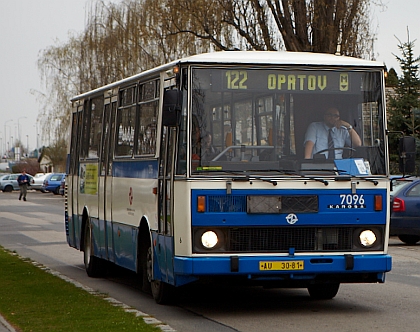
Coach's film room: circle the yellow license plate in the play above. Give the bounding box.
[259,261,304,271]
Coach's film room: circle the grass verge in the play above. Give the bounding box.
[0,247,160,332]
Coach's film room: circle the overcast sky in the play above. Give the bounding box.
[1,0,419,155]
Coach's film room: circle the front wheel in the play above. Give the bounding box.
[83,222,105,277]
[145,244,176,304]
[307,283,340,300]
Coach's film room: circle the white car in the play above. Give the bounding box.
[0,173,34,192]
[31,173,52,192]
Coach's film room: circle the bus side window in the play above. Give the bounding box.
[88,97,104,158]
[115,106,135,157]
[136,80,158,156]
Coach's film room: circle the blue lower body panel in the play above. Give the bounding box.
[174,254,392,284]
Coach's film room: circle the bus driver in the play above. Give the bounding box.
[304,107,361,159]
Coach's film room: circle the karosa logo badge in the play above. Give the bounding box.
[286,213,298,224]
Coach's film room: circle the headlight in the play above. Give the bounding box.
[201,231,218,249]
[359,230,377,247]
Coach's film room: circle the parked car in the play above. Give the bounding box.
[0,173,34,192]
[390,178,420,245]
[59,175,66,196]
[42,173,66,195]
[30,173,52,192]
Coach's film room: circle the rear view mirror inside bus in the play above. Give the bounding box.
[162,89,183,127]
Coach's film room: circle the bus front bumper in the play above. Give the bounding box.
[173,254,392,284]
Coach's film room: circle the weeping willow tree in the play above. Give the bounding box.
[37,0,212,158]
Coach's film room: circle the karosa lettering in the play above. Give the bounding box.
[328,204,366,209]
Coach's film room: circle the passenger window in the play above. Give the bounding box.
[116,86,137,157]
[135,80,159,156]
[88,96,104,159]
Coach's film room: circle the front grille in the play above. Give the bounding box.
[281,195,318,213]
[208,195,247,212]
[207,195,318,213]
[228,227,352,252]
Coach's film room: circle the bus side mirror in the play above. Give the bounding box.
[162,89,183,127]
[399,136,416,174]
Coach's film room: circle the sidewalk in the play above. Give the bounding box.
[0,315,16,332]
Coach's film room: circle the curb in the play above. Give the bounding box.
[6,251,176,332]
[0,314,16,332]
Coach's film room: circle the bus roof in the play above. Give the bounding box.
[180,51,384,67]
[71,51,384,101]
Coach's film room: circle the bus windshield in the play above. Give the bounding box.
[184,67,386,176]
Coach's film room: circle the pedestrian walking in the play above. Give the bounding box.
[17,169,30,201]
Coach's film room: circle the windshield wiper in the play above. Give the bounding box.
[195,169,328,186]
[246,169,300,175]
[194,167,381,186]
[349,176,379,185]
[194,169,279,186]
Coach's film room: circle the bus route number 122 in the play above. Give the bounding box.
[226,70,248,89]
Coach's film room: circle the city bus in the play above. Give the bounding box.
[65,51,392,304]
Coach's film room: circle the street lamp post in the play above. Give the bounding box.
[11,136,14,159]
[34,123,40,156]
[17,116,27,146]
[4,119,13,157]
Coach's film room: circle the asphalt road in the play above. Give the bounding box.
[1,190,420,331]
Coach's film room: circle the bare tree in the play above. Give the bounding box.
[163,0,376,58]
[37,0,216,140]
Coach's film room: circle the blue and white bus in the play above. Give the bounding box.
[65,51,392,303]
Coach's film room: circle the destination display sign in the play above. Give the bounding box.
[224,69,352,93]
[197,68,379,94]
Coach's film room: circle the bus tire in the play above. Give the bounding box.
[146,245,176,304]
[140,240,151,294]
[151,278,176,305]
[83,222,105,278]
[307,283,340,300]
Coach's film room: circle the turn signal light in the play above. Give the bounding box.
[197,196,206,213]
[374,195,382,211]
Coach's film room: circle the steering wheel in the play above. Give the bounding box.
[315,147,356,159]
[211,148,230,161]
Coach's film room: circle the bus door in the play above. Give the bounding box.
[68,107,83,249]
[155,126,176,283]
[98,95,117,261]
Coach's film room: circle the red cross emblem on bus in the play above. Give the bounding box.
[129,187,133,205]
